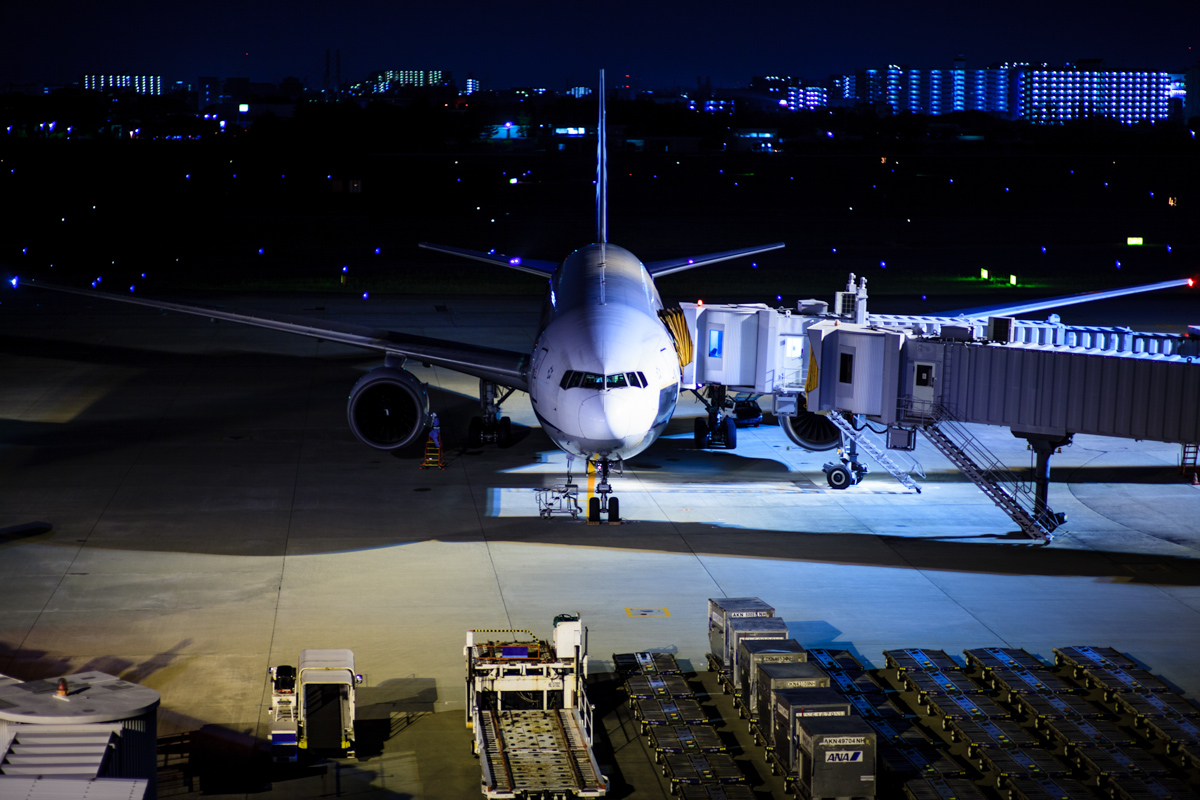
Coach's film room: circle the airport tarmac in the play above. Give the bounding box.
[2,288,1200,798]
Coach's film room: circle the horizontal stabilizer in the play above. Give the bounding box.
[419,242,558,276]
[946,277,1194,319]
[645,243,785,277]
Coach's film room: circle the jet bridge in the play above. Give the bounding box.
[681,275,1199,542]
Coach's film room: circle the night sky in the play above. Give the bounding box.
[4,0,1198,92]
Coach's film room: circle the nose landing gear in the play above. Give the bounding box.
[586,459,622,524]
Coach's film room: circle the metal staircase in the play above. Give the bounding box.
[0,724,119,777]
[825,412,923,493]
[915,402,1062,542]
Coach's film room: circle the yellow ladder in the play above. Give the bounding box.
[420,435,444,470]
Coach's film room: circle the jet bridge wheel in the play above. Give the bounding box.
[825,464,854,490]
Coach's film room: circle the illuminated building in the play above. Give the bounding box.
[463,76,480,95]
[82,75,162,95]
[367,70,452,93]
[839,61,1172,124]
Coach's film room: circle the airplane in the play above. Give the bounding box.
[10,71,1193,523]
[11,70,785,523]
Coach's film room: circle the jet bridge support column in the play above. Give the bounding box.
[1017,433,1072,528]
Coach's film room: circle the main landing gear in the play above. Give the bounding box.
[691,385,738,450]
[467,380,516,448]
[582,458,621,524]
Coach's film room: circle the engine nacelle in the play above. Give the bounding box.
[346,367,430,450]
[779,394,841,451]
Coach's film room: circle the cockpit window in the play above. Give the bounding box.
[559,370,646,390]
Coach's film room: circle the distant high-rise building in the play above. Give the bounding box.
[197,77,221,109]
[83,75,161,95]
[368,69,452,93]
[838,61,1172,124]
[464,74,480,95]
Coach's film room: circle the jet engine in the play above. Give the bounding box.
[780,394,841,451]
[346,367,430,450]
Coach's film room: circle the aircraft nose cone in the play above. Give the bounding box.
[578,393,620,442]
[581,392,643,442]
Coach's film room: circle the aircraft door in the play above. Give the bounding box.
[912,362,936,407]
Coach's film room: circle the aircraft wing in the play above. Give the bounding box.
[942,278,1194,319]
[645,242,786,278]
[419,242,559,276]
[19,280,531,391]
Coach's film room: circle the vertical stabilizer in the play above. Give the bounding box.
[596,70,607,245]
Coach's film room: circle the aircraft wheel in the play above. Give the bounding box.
[693,417,709,449]
[723,415,737,449]
[588,497,601,522]
[467,416,484,448]
[608,497,620,523]
[826,465,853,490]
[497,416,513,447]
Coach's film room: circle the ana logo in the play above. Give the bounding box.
[825,750,863,763]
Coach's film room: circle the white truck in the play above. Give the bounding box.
[268,648,363,761]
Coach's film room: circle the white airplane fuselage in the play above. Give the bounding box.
[528,242,681,462]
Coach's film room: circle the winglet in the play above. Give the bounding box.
[597,69,607,245]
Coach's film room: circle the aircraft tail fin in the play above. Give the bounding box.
[597,69,607,245]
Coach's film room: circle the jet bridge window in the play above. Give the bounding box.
[839,352,855,384]
[559,370,647,390]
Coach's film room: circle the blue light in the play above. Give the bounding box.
[342,266,348,273]
[776,295,782,301]
[9,276,17,288]
[1116,260,1121,268]
[91,281,96,288]
[374,247,381,254]
[21,247,26,254]
[141,273,146,278]
[362,291,369,299]
[880,261,886,268]
[258,248,264,255]
[1167,245,1172,253]
[831,248,837,254]
[751,262,757,268]
[185,174,190,179]
[1041,246,1047,254]
[509,257,522,266]
[130,285,135,292]
[921,294,927,300]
